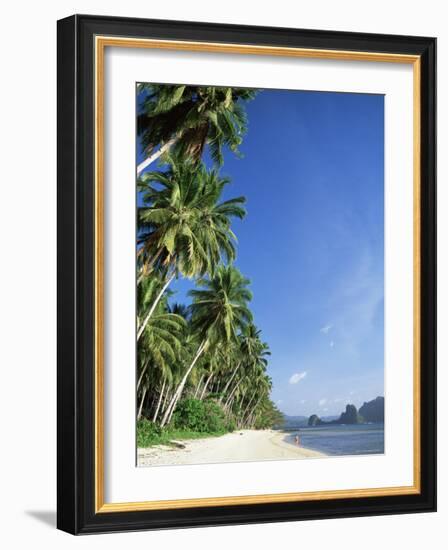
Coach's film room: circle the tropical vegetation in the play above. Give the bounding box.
[136,84,283,446]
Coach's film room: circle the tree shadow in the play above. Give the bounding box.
[25,510,56,528]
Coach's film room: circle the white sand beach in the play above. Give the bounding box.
[138,429,326,466]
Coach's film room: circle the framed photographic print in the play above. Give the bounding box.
[57,14,436,534]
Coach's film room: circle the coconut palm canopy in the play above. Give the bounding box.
[137,84,257,170]
[136,84,384,434]
[137,154,246,280]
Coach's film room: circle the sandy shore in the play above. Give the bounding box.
[138,429,326,466]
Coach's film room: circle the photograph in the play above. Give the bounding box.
[135,83,385,467]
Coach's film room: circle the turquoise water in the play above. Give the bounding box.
[285,423,384,456]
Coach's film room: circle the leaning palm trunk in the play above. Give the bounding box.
[160,339,208,427]
[240,392,257,426]
[136,358,150,391]
[252,411,261,428]
[233,387,247,421]
[249,406,261,428]
[225,397,235,417]
[237,386,248,408]
[224,377,243,409]
[219,362,241,403]
[161,383,171,413]
[137,136,177,175]
[243,396,262,427]
[193,374,205,398]
[199,373,213,400]
[137,386,147,421]
[166,393,180,426]
[152,378,166,423]
[137,272,175,341]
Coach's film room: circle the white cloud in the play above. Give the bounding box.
[289,371,307,385]
[323,408,329,412]
[276,399,283,405]
[318,398,327,406]
[330,340,335,348]
[300,399,306,404]
[320,324,333,334]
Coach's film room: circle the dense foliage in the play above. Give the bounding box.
[172,398,229,433]
[136,84,283,445]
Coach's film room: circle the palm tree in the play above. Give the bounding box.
[136,157,246,339]
[160,265,253,426]
[197,342,227,400]
[137,85,257,174]
[217,339,243,402]
[220,324,270,411]
[136,309,185,420]
[136,278,186,420]
[240,373,272,427]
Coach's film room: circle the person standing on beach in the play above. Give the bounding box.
[295,432,300,446]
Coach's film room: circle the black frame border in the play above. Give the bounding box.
[57,14,436,534]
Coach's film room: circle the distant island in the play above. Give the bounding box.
[308,396,384,426]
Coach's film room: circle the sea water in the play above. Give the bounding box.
[285,423,384,456]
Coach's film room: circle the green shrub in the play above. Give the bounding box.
[173,398,227,433]
[137,418,163,447]
[225,417,237,432]
[204,400,227,432]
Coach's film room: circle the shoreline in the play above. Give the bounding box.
[138,429,327,467]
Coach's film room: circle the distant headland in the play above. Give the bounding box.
[308,396,384,426]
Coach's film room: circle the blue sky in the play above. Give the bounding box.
[138,87,384,417]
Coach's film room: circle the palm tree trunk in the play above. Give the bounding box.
[233,388,247,424]
[137,272,175,341]
[237,386,247,408]
[163,395,176,426]
[162,384,171,413]
[137,136,177,175]
[243,396,262,427]
[193,374,205,398]
[136,358,150,391]
[240,392,257,424]
[137,387,147,421]
[160,339,208,427]
[152,378,166,423]
[160,383,171,420]
[250,407,261,428]
[166,393,180,426]
[199,372,213,400]
[248,413,255,428]
[224,377,243,409]
[219,362,241,403]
